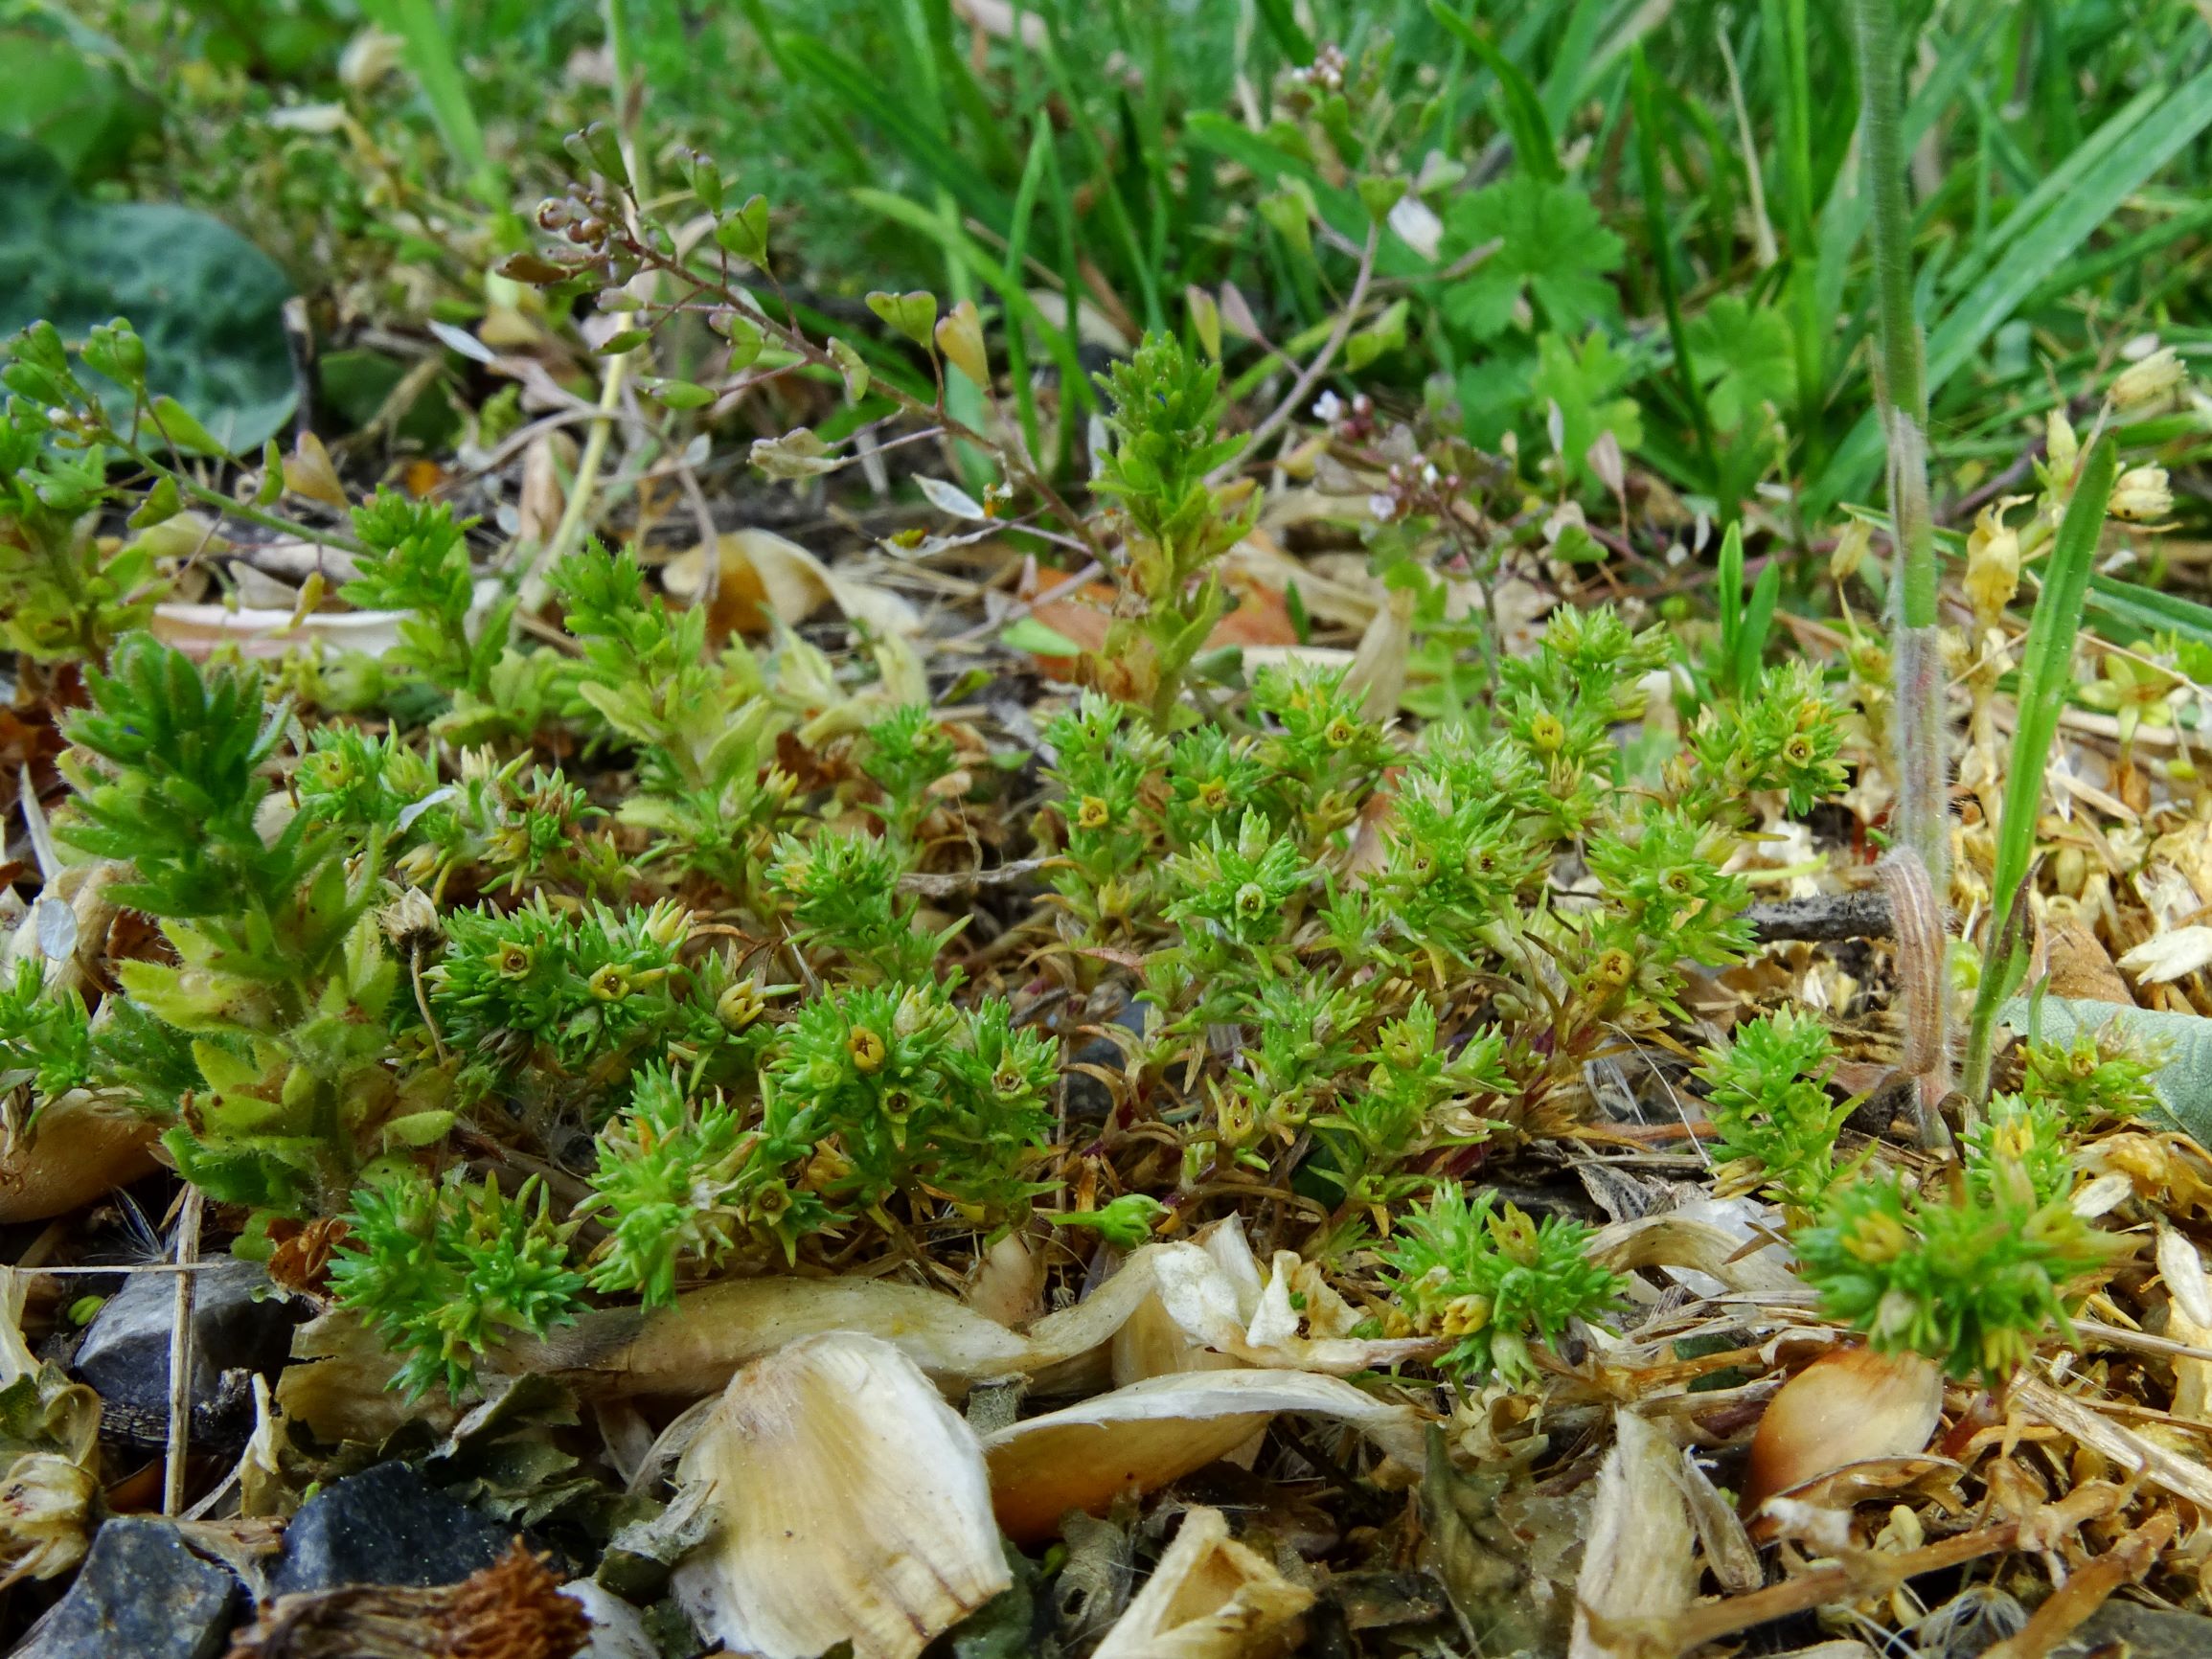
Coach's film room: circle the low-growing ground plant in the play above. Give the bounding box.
[2,0,2210,1645]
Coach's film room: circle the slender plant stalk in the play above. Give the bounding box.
[1959,438,2118,1102]
[1853,0,1943,869]
[1630,45,1719,493]
[1852,0,1950,1125]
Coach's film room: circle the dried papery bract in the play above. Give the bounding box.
[980,1370,1428,1544]
[0,1267,99,1586]
[671,1332,1010,1659]
[1742,1346,1943,1514]
[1569,1409,1696,1659]
[1090,1505,1313,1659]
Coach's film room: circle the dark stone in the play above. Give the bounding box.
[12,1516,238,1659]
[269,1460,519,1596]
[72,1256,299,1449]
[1063,990,1151,1122]
[2060,1601,2212,1658]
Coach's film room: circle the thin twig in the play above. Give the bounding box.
[1218,222,1382,478]
[1615,1481,2125,1655]
[163,1185,204,1516]
[949,560,1105,645]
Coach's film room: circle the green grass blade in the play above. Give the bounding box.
[1717,519,1744,657]
[1629,45,1717,497]
[1995,439,2118,927]
[1427,1,1562,182]
[2084,574,2212,651]
[357,0,497,205]
[778,34,1012,230]
[1539,0,1608,133]
[1738,557,1781,695]
[1817,68,2212,510]
[1252,0,1313,63]
[1962,437,2117,1099]
[1002,116,1053,466]
[1935,83,2160,302]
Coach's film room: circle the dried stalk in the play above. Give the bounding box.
[1608,1480,2124,1657]
[163,1184,204,1516]
[1979,1511,2176,1659]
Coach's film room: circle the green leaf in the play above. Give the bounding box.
[1683,296,1795,434]
[0,17,157,183]
[1529,330,1643,484]
[2085,575,2212,652]
[1343,298,1408,372]
[1999,994,2212,1146]
[640,378,717,411]
[1453,346,1539,447]
[0,139,295,451]
[383,1109,456,1148]
[1439,178,1620,341]
[1000,617,1085,657]
[828,338,871,403]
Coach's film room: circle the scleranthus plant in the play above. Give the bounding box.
[1695,1011,1851,1213]
[551,542,790,892]
[0,960,91,1116]
[2019,1028,2162,1128]
[857,703,960,853]
[767,830,953,985]
[331,1169,585,1399]
[759,982,1057,1228]
[581,1063,765,1306]
[1795,1139,2115,1383]
[1309,999,1510,1226]
[58,635,434,1212]
[1378,1187,1623,1387]
[427,897,758,1117]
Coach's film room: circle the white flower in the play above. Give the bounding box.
[1311,391,1345,424]
[2112,346,2187,411]
[2109,466,2174,523]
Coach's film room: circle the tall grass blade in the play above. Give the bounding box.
[358,0,497,205]
[1960,438,2119,1102]
[1427,2,1562,183]
[1629,44,1717,495]
[1818,68,2212,507]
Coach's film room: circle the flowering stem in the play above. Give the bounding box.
[1852,0,1944,849]
[1853,0,1953,1128]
